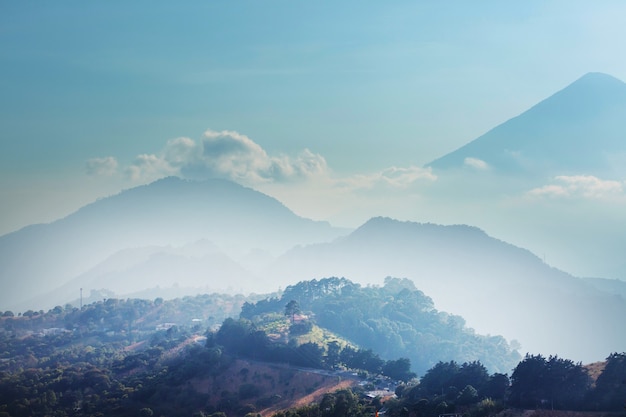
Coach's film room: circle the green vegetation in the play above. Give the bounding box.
[241,277,521,374]
[211,317,413,377]
[1,278,625,417]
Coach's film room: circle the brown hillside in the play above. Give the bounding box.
[190,358,359,416]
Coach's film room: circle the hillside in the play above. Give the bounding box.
[190,358,358,417]
[267,217,626,364]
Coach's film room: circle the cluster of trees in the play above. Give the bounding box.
[0,323,201,416]
[509,353,626,411]
[241,277,520,374]
[508,354,590,409]
[379,354,626,416]
[374,360,509,417]
[416,360,508,402]
[210,317,416,382]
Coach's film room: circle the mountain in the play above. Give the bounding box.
[266,217,626,364]
[582,276,626,300]
[25,240,260,310]
[421,72,626,282]
[427,72,626,177]
[0,177,348,312]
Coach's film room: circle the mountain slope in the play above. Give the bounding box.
[0,177,348,312]
[427,72,626,176]
[266,217,626,364]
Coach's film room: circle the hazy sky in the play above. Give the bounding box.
[3,1,626,251]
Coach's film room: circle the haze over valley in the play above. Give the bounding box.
[3,70,626,366]
[2,5,626,414]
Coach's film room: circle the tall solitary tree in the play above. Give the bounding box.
[285,300,301,324]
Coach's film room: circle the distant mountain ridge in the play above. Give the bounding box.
[427,72,626,176]
[0,177,348,312]
[26,241,259,310]
[267,217,626,364]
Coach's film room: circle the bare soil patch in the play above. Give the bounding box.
[190,358,358,416]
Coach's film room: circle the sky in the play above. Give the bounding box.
[2,1,626,277]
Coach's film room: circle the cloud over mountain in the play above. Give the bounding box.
[118,129,329,184]
[89,129,437,195]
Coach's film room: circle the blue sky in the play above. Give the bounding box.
[2,1,626,277]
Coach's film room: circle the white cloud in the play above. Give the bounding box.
[106,129,330,185]
[88,129,437,225]
[125,154,177,181]
[85,157,118,176]
[464,157,489,170]
[527,175,625,200]
[163,137,199,167]
[337,166,436,192]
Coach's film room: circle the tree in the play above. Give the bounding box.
[215,318,254,355]
[419,361,460,396]
[544,355,590,409]
[454,361,489,393]
[285,300,301,324]
[382,358,416,382]
[325,341,342,369]
[509,354,590,410]
[483,373,509,401]
[592,352,626,411]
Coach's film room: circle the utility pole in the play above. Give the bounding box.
[80,288,83,310]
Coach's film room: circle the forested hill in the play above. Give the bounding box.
[241,277,521,375]
[268,217,626,364]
